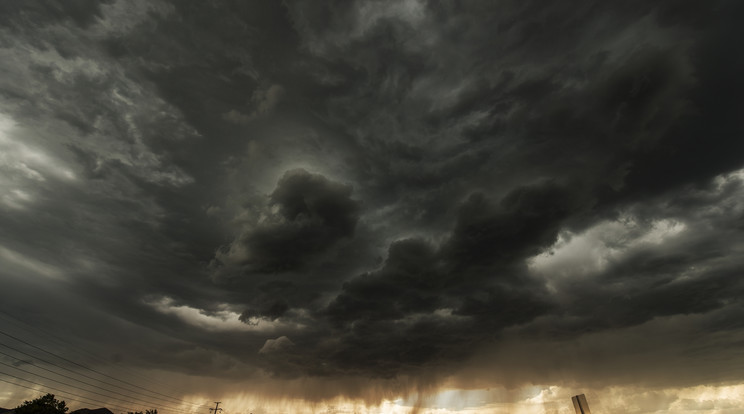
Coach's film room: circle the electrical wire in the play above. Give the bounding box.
[0,362,186,414]
[0,328,206,410]
[0,345,189,412]
[0,311,197,400]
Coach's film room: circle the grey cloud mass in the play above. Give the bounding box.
[1,0,744,408]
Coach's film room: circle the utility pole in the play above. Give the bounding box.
[210,402,223,414]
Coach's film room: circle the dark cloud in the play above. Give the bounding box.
[0,0,114,30]
[1,0,744,409]
[213,168,360,274]
[327,238,442,325]
[316,183,576,376]
[444,181,584,267]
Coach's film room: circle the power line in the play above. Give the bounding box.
[0,328,206,409]
[0,343,191,411]
[0,355,191,414]
[0,311,194,398]
[0,362,184,414]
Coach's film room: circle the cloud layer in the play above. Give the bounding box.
[1,0,743,410]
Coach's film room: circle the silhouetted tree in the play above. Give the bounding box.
[15,394,68,414]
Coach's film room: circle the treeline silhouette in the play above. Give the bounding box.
[9,393,159,414]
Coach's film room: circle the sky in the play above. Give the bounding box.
[0,0,743,413]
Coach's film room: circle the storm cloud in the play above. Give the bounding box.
[1,0,743,411]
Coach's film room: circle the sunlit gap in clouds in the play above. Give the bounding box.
[145,296,309,333]
[0,113,77,181]
[528,216,687,281]
[0,244,65,281]
[528,166,744,294]
[0,112,77,210]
